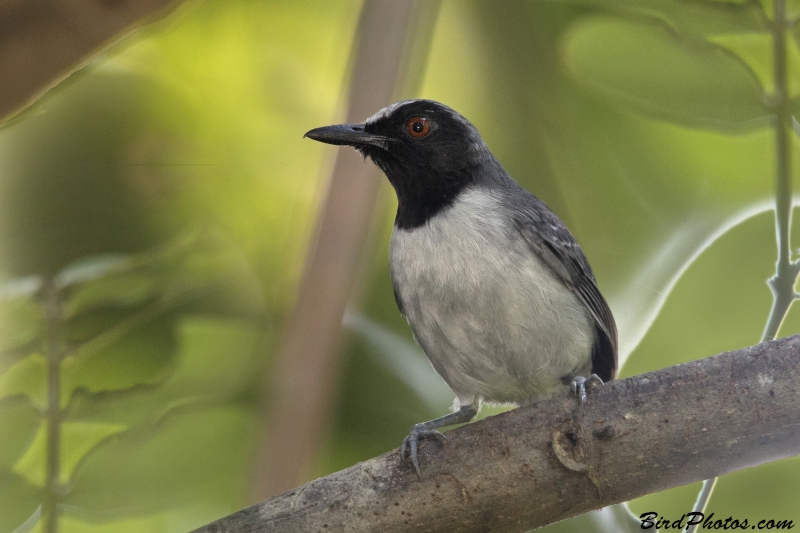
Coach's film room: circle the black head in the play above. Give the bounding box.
[305,100,506,229]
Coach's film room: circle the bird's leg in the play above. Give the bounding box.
[401,405,478,478]
[570,374,605,408]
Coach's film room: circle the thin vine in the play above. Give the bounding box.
[688,0,800,528]
[43,278,63,533]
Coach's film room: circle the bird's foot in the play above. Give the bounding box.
[570,374,605,409]
[401,425,447,479]
[398,405,477,478]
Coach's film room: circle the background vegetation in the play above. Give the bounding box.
[1,0,799,531]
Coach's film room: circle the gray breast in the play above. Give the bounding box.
[389,188,594,409]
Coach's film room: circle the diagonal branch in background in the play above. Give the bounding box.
[251,0,439,502]
[0,0,186,123]
[196,334,800,533]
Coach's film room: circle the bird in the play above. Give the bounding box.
[304,99,617,477]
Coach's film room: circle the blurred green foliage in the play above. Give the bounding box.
[1,0,800,531]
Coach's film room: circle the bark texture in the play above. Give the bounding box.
[196,334,800,533]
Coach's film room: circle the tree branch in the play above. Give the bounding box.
[193,334,800,533]
[0,0,187,122]
[251,0,439,501]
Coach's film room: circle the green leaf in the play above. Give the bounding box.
[0,277,41,300]
[65,317,263,427]
[0,472,42,533]
[58,505,226,533]
[152,317,263,400]
[0,356,46,407]
[0,398,40,471]
[562,15,770,129]
[58,232,265,399]
[61,231,264,324]
[10,505,40,533]
[55,255,134,291]
[710,31,800,98]
[544,0,767,37]
[62,270,159,321]
[0,284,43,364]
[65,407,253,517]
[12,420,126,487]
[62,319,178,398]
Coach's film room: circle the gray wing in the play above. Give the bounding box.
[510,195,618,381]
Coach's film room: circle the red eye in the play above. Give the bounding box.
[406,116,431,139]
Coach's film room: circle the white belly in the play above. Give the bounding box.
[389,189,594,407]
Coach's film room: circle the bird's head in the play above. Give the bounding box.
[305,100,499,228]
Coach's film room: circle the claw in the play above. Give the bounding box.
[570,374,604,409]
[398,405,476,477]
[401,426,446,479]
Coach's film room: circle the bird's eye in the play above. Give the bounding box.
[405,116,431,139]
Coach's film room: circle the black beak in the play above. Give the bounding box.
[304,123,392,149]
